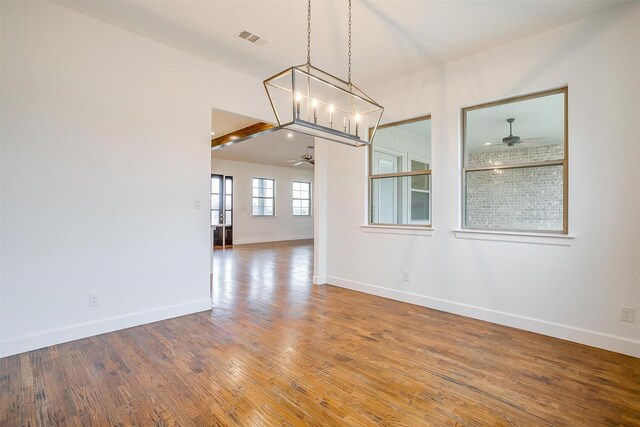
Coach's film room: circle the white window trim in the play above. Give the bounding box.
[292,181,312,217]
[361,224,435,236]
[406,153,430,226]
[252,177,275,217]
[454,229,574,246]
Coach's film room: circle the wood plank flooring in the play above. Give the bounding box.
[1,239,639,426]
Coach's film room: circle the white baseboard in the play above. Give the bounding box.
[0,298,212,358]
[327,276,640,358]
[313,275,327,285]
[233,235,314,245]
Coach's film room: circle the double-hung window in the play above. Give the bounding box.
[462,87,568,233]
[252,178,275,216]
[292,181,311,216]
[369,116,432,226]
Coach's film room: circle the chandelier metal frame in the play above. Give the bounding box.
[263,0,383,147]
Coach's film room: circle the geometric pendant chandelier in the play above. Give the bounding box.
[264,0,383,147]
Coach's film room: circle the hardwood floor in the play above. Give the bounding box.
[2,239,639,426]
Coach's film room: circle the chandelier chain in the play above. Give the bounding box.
[348,0,352,85]
[307,0,312,65]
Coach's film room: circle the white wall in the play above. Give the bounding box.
[210,159,313,244]
[317,3,640,357]
[0,1,272,357]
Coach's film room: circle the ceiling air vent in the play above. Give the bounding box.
[238,30,268,46]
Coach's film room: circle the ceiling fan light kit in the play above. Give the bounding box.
[263,0,383,147]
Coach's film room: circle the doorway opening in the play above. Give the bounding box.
[211,174,233,249]
[210,107,319,298]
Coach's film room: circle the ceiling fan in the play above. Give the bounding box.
[286,145,315,166]
[502,118,521,146]
[498,118,547,147]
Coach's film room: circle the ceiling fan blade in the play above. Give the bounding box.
[292,161,303,166]
[519,137,548,143]
[285,159,300,162]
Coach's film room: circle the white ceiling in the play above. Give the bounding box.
[55,0,627,88]
[211,109,257,136]
[465,92,565,151]
[212,123,315,170]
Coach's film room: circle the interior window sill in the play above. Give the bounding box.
[361,224,434,236]
[453,229,574,246]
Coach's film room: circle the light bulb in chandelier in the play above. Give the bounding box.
[312,99,318,124]
[328,104,334,128]
[295,91,302,118]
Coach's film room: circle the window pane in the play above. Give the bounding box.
[411,174,429,191]
[372,118,431,174]
[411,160,428,172]
[212,210,221,226]
[225,211,232,225]
[212,177,220,192]
[225,195,232,210]
[371,175,430,225]
[293,182,311,215]
[253,178,275,216]
[464,92,565,168]
[411,191,429,221]
[211,195,219,210]
[465,164,563,231]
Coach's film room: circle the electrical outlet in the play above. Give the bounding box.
[89,293,100,307]
[620,306,634,322]
[403,271,410,282]
[194,198,202,209]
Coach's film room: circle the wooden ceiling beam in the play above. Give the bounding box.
[211,122,275,148]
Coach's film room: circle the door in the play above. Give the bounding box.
[372,150,400,224]
[211,174,233,248]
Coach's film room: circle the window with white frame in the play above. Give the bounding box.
[292,181,311,216]
[462,87,568,233]
[369,116,431,226]
[252,178,275,216]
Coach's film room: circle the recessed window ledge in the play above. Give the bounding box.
[361,224,434,236]
[454,229,574,246]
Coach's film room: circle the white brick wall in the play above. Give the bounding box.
[465,144,564,231]
[466,143,564,167]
